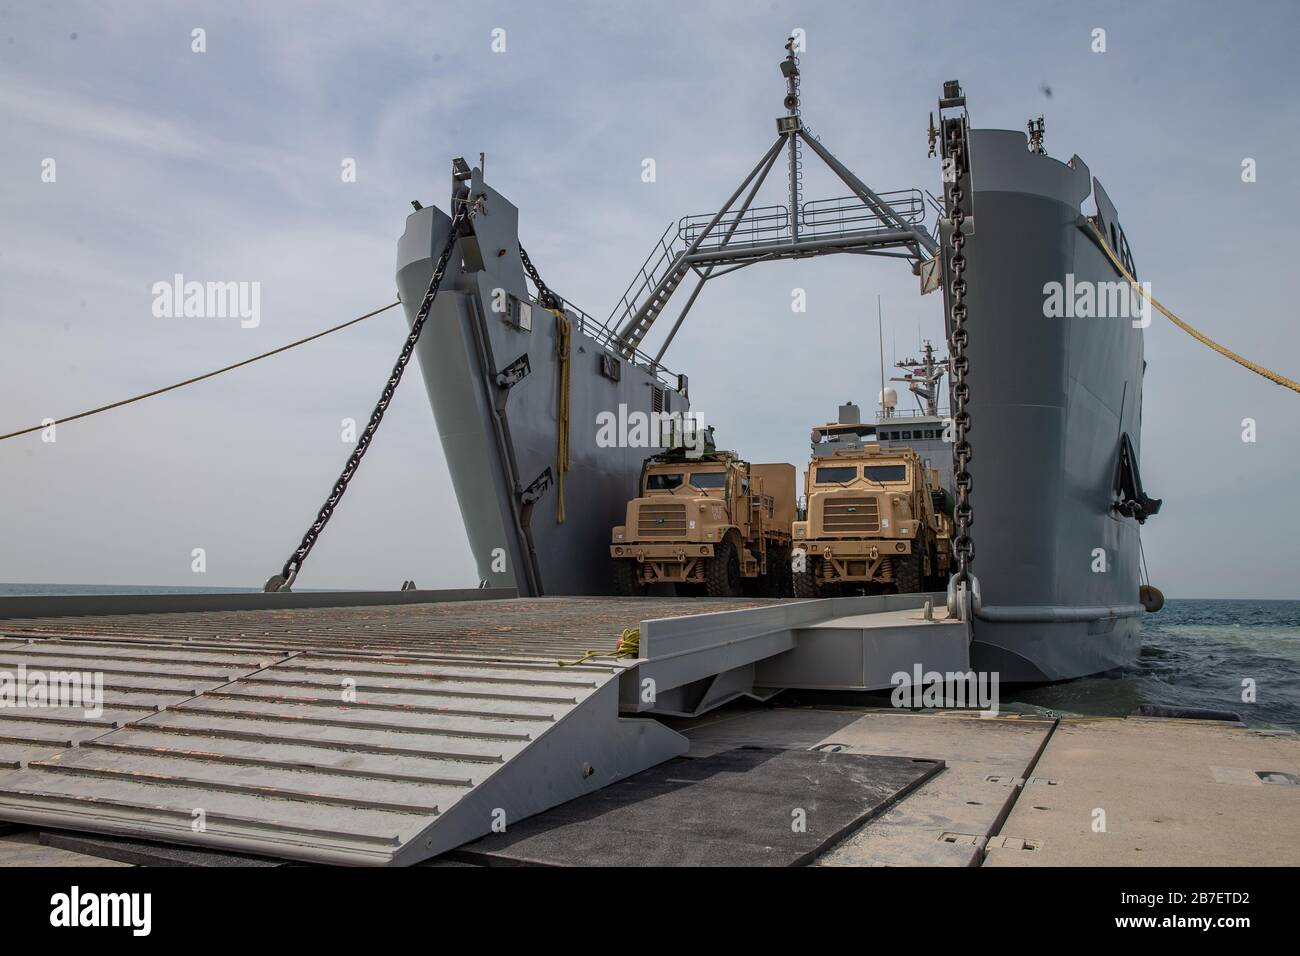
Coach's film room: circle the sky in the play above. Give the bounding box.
[0,0,1296,598]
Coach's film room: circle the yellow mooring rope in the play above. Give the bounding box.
[1085,220,1299,394]
[557,627,640,667]
[554,311,572,524]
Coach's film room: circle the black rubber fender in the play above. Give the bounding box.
[1139,584,1164,613]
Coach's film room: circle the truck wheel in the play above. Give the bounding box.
[779,547,796,596]
[613,560,644,597]
[762,546,790,597]
[894,549,923,594]
[925,543,944,591]
[792,558,819,599]
[705,539,742,598]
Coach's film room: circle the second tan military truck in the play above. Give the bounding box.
[611,447,795,597]
[792,409,952,597]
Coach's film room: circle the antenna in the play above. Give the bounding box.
[877,295,887,419]
[1027,116,1046,155]
[782,38,803,243]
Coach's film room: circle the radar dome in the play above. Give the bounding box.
[878,387,898,409]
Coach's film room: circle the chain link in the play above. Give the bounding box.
[519,244,561,311]
[945,125,975,592]
[264,206,469,592]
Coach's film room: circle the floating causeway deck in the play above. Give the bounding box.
[0,594,845,865]
[5,593,1284,867]
[10,590,956,868]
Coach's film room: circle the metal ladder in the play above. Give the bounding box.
[606,222,691,358]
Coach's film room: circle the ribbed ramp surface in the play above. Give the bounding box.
[0,598,776,865]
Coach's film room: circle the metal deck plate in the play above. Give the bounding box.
[450,746,944,866]
[0,597,783,865]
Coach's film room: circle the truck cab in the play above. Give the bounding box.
[793,408,951,596]
[611,450,794,597]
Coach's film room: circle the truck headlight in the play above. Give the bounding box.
[795,527,806,539]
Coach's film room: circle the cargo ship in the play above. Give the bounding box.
[395,50,1160,683]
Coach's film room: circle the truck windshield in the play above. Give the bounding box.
[815,466,857,484]
[646,473,684,490]
[864,465,907,483]
[689,472,727,489]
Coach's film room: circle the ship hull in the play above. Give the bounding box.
[398,130,1153,683]
[958,130,1148,681]
[397,178,686,595]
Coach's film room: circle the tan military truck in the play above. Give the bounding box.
[611,448,795,597]
[792,414,952,597]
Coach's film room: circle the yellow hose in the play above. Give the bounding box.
[557,628,640,667]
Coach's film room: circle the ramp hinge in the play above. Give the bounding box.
[519,467,554,505]
[495,353,531,389]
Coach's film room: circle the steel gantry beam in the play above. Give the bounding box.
[613,41,939,362]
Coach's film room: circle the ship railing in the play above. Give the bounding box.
[678,204,791,250]
[552,291,679,389]
[799,189,926,239]
[604,220,684,337]
[674,190,927,252]
[874,409,952,425]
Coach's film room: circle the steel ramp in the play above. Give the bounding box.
[0,597,782,865]
[0,593,963,864]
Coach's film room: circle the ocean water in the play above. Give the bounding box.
[2,586,1296,730]
[1006,598,1300,731]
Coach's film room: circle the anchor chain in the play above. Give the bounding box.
[263,205,468,592]
[939,81,980,621]
[948,139,973,589]
[519,244,562,311]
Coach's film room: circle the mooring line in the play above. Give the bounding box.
[1086,220,1299,394]
[0,301,401,443]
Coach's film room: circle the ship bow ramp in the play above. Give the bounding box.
[0,592,964,865]
[397,168,687,598]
